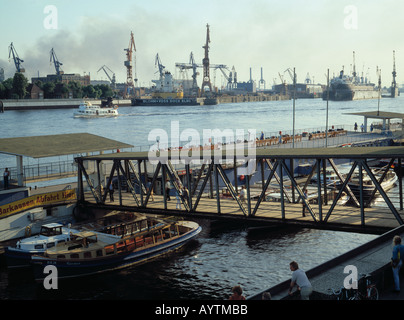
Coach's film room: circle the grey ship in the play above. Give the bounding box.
[322,69,379,101]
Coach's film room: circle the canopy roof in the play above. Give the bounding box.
[79,146,404,161]
[0,133,133,158]
[346,111,404,119]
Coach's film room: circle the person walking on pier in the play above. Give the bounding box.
[391,235,404,292]
[109,183,114,202]
[3,168,9,189]
[288,261,313,300]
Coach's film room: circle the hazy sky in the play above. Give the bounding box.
[1,0,403,88]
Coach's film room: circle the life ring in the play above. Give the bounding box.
[25,226,31,237]
[240,175,245,181]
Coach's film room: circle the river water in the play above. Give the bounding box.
[1,96,402,300]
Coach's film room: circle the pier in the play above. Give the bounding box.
[75,145,404,235]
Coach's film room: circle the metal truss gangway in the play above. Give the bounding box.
[75,146,404,234]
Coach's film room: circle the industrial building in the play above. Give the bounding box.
[31,73,91,87]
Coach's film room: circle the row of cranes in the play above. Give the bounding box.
[8,42,64,76]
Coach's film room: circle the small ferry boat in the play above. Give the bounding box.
[5,223,78,268]
[31,220,201,281]
[73,101,118,118]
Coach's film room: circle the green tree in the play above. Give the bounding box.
[83,85,96,98]
[0,82,6,99]
[54,82,69,98]
[2,78,14,99]
[12,73,28,98]
[42,82,56,98]
[68,81,83,98]
[95,84,114,98]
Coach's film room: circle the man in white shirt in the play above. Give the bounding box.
[288,261,313,300]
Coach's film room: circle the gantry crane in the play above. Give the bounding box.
[97,65,116,89]
[175,53,231,93]
[124,31,136,96]
[8,42,25,73]
[50,48,63,75]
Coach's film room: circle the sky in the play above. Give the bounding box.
[1,0,403,88]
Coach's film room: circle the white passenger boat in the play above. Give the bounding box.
[5,222,78,268]
[73,101,118,118]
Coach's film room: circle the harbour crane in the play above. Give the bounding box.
[97,65,116,89]
[8,42,25,73]
[278,72,287,96]
[391,50,398,98]
[189,52,199,90]
[155,53,165,79]
[201,23,212,94]
[259,67,266,90]
[124,31,136,96]
[50,48,63,75]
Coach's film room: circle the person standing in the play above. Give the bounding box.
[109,183,114,202]
[165,180,171,201]
[239,185,246,204]
[302,189,308,217]
[288,261,313,300]
[391,235,404,292]
[3,168,10,189]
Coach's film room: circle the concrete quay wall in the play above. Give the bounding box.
[248,224,404,300]
[0,99,132,110]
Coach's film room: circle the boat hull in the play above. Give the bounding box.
[32,224,201,281]
[131,98,200,106]
[4,248,43,268]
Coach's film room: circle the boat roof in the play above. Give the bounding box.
[42,223,64,229]
[0,133,133,158]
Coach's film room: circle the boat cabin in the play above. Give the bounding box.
[39,223,64,237]
[44,222,189,260]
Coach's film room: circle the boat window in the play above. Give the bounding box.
[70,253,79,259]
[34,244,44,249]
[57,255,65,259]
[105,245,115,255]
[116,241,126,253]
[96,250,103,257]
[84,251,92,258]
[47,242,55,248]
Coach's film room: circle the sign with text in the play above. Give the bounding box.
[0,189,76,218]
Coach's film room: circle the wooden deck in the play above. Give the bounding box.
[84,191,403,234]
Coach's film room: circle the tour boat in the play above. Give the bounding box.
[31,220,201,281]
[73,101,118,118]
[5,223,78,268]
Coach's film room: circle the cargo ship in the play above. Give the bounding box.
[322,69,380,101]
[132,66,200,106]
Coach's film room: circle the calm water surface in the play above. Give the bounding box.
[1,96,401,299]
